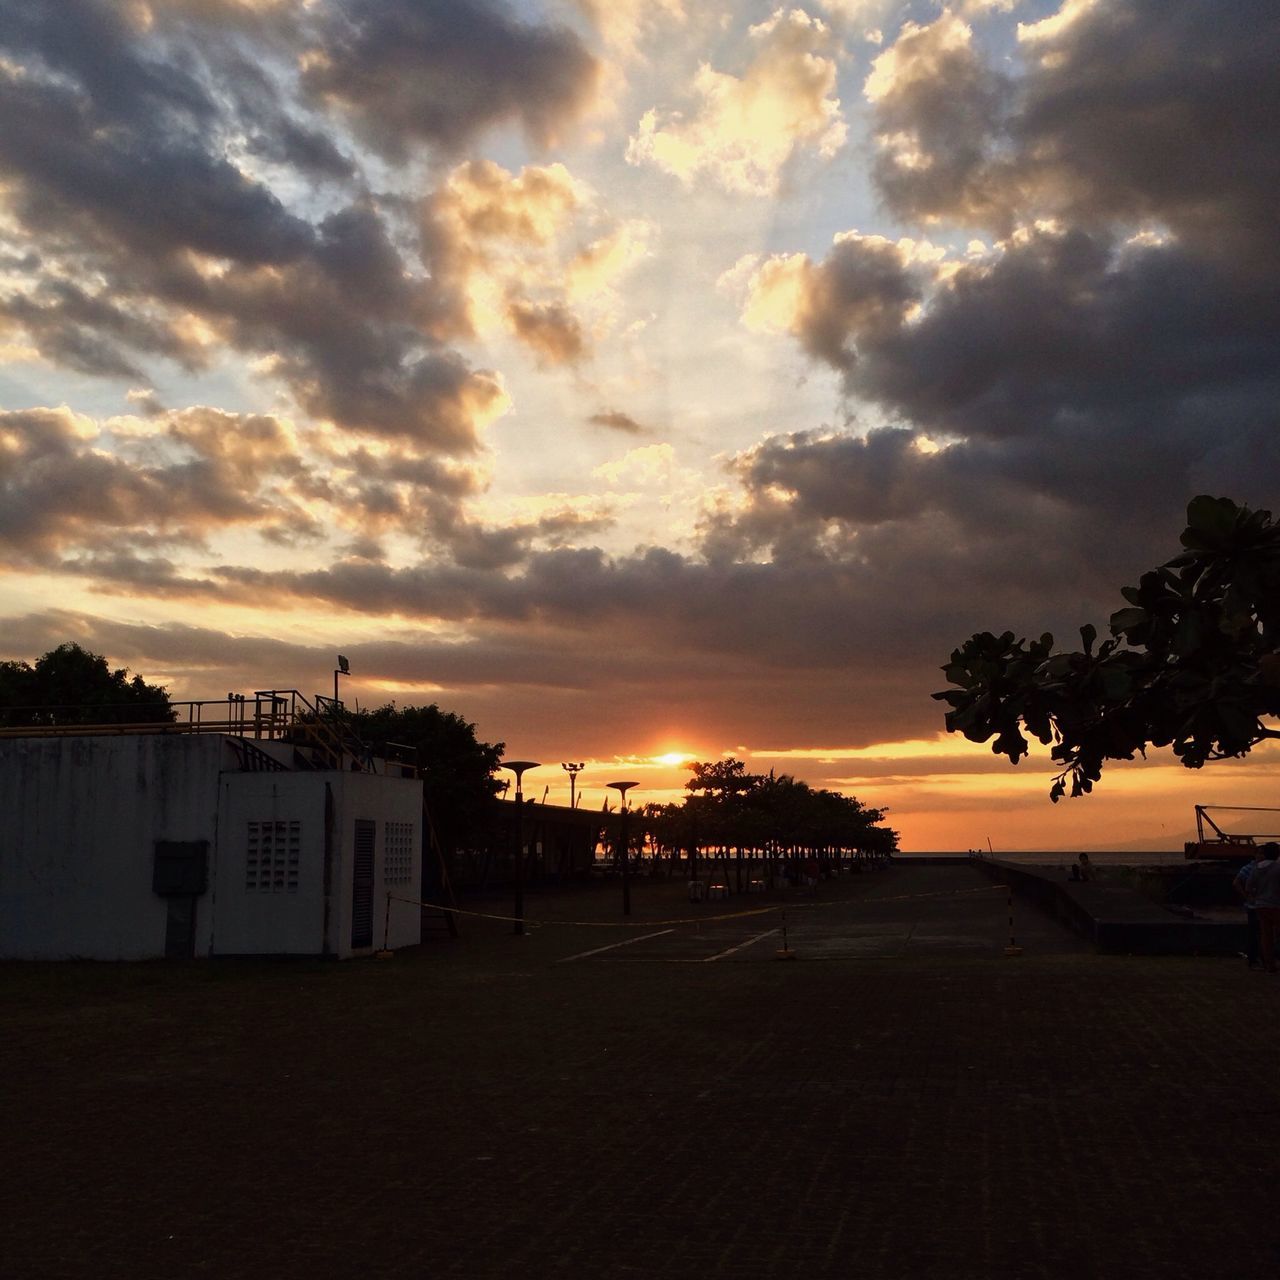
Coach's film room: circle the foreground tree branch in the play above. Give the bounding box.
[934,496,1280,800]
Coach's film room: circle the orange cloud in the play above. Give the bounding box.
[626,8,847,194]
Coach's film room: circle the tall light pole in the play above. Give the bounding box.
[333,653,350,707]
[607,780,639,917]
[561,762,584,809]
[503,761,540,936]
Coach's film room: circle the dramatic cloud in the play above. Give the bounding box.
[2,1,1278,848]
[864,11,1010,227]
[864,0,1279,260]
[0,405,314,558]
[0,2,573,452]
[572,0,686,58]
[301,0,600,155]
[627,8,847,194]
[422,159,650,364]
[737,232,928,372]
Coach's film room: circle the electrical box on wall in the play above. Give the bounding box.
[152,840,209,896]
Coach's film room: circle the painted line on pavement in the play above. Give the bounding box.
[703,926,781,962]
[557,929,675,963]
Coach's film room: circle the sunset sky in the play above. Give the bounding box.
[2,0,1277,849]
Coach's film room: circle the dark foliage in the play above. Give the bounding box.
[0,642,173,726]
[635,757,897,857]
[934,496,1280,799]
[346,702,504,859]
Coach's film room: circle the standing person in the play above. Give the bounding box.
[1251,842,1280,974]
[1234,848,1265,969]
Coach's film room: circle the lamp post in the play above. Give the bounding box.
[607,780,639,917]
[561,762,585,809]
[503,761,540,936]
[333,654,350,707]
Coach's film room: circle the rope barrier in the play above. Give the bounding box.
[388,892,779,928]
[387,882,1010,931]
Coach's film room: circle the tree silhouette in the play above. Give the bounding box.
[677,757,895,864]
[347,702,504,865]
[0,642,173,726]
[934,496,1280,799]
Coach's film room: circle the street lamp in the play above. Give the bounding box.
[503,761,540,936]
[607,780,639,917]
[333,653,350,707]
[561,762,585,809]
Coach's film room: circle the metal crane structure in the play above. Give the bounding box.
[1184,805,1280,859]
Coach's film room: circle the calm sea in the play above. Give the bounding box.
[898,850,1192,867]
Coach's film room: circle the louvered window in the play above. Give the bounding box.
[351,819,375,948]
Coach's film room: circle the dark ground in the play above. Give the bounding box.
[3,862,1277,1279]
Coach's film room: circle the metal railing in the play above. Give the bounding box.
[0,690,417,777]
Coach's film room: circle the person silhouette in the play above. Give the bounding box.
[1249,843,1280,973]
[1234,848,1265,968]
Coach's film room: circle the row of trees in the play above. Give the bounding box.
[626,758,898,881]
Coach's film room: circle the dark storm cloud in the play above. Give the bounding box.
[4,280,206,379]
[866,10,1010,230]
[0,62,313,267]
[732,0,1280,645]
[854,228,1280,443]
[869,0,1280,262]
[0,406,315,558]
[301,0,600,156]
[0,0,533,453]
[786,234,923,375]
[1016,0,1279,265]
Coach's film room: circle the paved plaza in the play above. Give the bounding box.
[3,862,1277,1279]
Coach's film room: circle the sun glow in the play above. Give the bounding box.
[652,751,695,767]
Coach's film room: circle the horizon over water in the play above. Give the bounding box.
[897,850,1195,866]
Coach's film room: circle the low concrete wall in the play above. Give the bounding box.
[970,857,1246,955]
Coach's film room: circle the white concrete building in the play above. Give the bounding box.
[0,730,423,960]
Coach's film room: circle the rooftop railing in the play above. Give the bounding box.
[0,690,418,777]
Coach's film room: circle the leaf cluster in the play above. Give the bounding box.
[934,497,1280,800]
[0,642,174,726]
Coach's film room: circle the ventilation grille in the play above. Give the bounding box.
[385,822,414,885]
[246,821,301,893]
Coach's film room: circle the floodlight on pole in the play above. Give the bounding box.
[503,761,540,935]
[334,654,350,706]
[607,780,639,917]
[561,762,585,809]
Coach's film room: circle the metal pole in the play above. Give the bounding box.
[620,801,631,917]
[607,780,638,918]
[514,782,525,936]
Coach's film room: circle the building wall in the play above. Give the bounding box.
[0,735,423,960]
[326,772,423,958]
[0,735,227,960]
[211,772,329,956]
